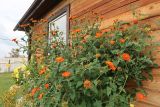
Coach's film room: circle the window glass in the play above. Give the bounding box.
[49,12,67,43]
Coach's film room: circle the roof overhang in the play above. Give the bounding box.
[14,0,61,31]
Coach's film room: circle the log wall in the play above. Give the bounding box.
[33,0,160,106]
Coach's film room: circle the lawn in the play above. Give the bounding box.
[0,72,14,107]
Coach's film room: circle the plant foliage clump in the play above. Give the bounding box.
[23,18,157,107]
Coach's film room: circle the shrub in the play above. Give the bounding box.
[22,17,158,107]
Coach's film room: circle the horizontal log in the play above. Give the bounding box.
[143,80,160,92]
[101,0,160,20]
[135,101,159,107]
[100,1,160,29]
[152,68,160,76]
[71,0,104,15]
[137,89,160,106]
[140,16,160,31]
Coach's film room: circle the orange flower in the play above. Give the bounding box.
[36,87,40,91]
[62,71,71,78]
[12,38,17,42]
[32,20,38,23]
[51,43,57,48]
[105,61,116,71]
[84,80,92,89]
[108,34,114,37]
[81,39,87,43]
[38,93,44,100]
[101,29,108,33]
[72,29,81,34]
[99,15,104,19]
[133,19,138,24]
[31,87,40,96]
[40,19,48,22]
[31,88,37,96]
[12,38,18,44]
[39,67,47,75]
[95,32,102,38]
[122,53,130,61]
[45,84,49,89]
[110,40,115,45]
[119,38,125,43]
[55,57,64,63]
[52,31,57,36]
[75,29,81,33]
[136,92,146,101]
[96,54,101,58]
[78,45,83,49]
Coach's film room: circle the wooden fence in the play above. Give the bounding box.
[0,57,27,73]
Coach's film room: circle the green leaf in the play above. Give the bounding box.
[91,85,98,94]
[78,100,86,107]
[93,100,102,107]
[106,87,112,96]
[76,81,83,88]
[153,63,159,68]
[93,80,98,86]
[70,90,76,100]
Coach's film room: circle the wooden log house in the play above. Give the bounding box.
[14,0,160,106]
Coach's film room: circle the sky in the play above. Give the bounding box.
[0,0,34,58]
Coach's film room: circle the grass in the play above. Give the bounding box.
[0,72,14,107]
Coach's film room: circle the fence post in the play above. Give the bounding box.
[8,60,11,72]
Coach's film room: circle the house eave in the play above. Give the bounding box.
[14,0,61,31]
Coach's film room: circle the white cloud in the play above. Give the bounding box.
[0,0,34,58]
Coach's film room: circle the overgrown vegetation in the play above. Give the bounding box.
[0,73,14,106]
[16,16,159,107]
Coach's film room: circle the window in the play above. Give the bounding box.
[48,5,69,44]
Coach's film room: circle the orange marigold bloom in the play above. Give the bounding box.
[51,43,57,49]
[36,87,40,91]
[110,40,115,45]
[52,31,57,36]
[119,38,125,43]
[74,29,81,33]
[96,54,101,58]
[31,88,37,96]
[78,45,83,49]
[40,19,48,22]
[101,29,108,33]
[45,84,49,89]
[81,39,87,43]
[55,57,64,63]
[122,53,130,61]
[105,61,116,71]
[62,71,71,78]
[31,87,40,96]
[99,15,104,19]
[38,93,44,100]
[136,92,146,101]
[32,20,38,23]
[95,32,102,38]
[133,19,138,24]
[84,80,92,89]
[39,67,47,75]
